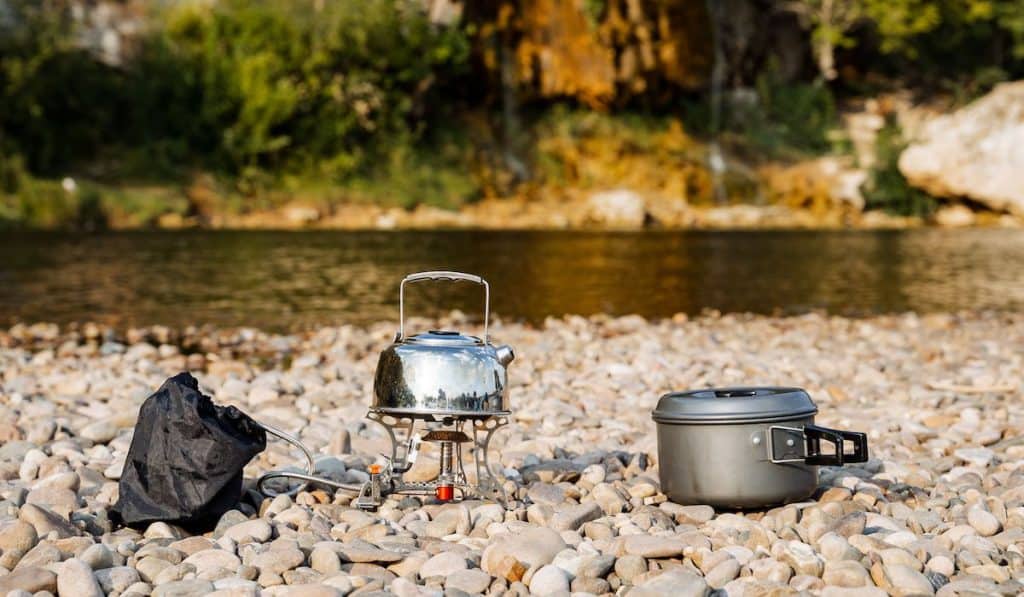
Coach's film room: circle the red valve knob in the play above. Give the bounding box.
[435,485,454,501]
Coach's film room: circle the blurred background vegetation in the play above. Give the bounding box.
[1,0,1023,228]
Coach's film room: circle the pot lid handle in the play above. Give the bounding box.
[399,271,489,343]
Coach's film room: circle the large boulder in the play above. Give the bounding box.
[899,81,1024,215]
[584,189,648,228]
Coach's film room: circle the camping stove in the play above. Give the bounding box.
[353,412,510,509]
[353,271,515,510]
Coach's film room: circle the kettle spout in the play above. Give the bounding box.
[495,344,515,366]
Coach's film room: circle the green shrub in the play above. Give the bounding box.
[8,178,78,228]
[149,0,471,183]
[733,74,839,159]
[678,67,842,161]
[0,1,127,174]
[851,0,1024,85]
[348,143,480,210]
[1,0,470,189]
[863,117,937,217]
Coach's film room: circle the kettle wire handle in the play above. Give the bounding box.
[399,271,489,343]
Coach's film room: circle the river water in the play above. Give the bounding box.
[2,229,1022,330]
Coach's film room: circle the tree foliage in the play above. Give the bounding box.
[1,0,470,183]
[0,1,127,173]
[2,0,1023,208]
[153,0,470,180]
[784,0,1024,82]
[783,0,864,80]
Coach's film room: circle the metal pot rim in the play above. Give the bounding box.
[403,330,484,347]
[651,386,818,424]
[651,411,818,424]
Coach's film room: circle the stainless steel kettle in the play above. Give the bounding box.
[371,271,515,418]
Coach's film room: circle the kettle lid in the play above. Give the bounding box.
[403,329,483,347]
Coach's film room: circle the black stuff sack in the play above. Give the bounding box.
[112,372,266,531]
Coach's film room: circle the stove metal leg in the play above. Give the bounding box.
[473,416,512,506]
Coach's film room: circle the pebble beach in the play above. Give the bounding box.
[1,311,1023,596]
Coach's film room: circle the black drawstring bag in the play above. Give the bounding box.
[112,372,266,532]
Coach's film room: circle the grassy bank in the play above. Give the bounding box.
[0,102,952,230]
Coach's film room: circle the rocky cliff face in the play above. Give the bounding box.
[466,0,713,108]
[899,81,1024,216]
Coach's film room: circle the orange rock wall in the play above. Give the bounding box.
[468,0,712,108]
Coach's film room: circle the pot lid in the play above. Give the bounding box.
[403,329,483,347]
[652,387,817,424]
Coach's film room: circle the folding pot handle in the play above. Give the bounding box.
[803,424,869,466]
[767,425,868,465]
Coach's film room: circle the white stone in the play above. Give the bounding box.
[900,81,1024,216]
[934,204,976,228]
[183,549,243,578]
[631,568,708,597]
[585,189,647,228]
[418,551,467,579]
[967,506,1001,537]
[481,526,566,577]
[445,568,491,594]
[223,519,273,543]
[529,564,569,596]
[954,447,995,467]
[95,566,141,594]
[57,558,103,597]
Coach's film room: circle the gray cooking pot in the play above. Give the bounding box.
[652,387,867,509]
